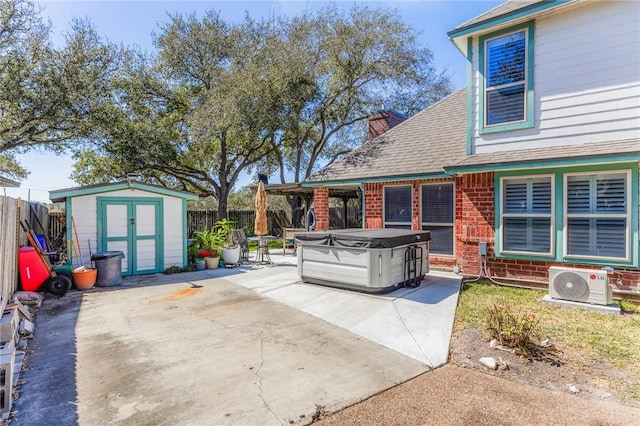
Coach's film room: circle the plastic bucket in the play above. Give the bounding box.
[91,251,125,286]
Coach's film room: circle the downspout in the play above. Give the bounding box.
[360,183,365,229]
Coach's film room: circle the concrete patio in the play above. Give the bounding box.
[11,252,461,425]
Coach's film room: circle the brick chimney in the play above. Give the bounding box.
[367,108,407,141]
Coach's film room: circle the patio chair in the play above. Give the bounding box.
[283,228,306,256]
[232,229,250,263]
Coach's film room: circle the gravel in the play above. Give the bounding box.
[315,365,640,426]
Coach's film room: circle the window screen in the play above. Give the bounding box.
[384,185,412,229]
[421,183,454,255]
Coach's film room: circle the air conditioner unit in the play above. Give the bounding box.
[548,267,612,306]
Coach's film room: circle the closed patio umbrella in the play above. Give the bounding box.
[254,181,268,236]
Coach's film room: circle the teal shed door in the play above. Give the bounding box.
[97,198,163,275]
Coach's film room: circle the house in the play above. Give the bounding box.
[304,0,640,293]
[49,181,198,275]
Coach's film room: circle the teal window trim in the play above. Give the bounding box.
[563,170,633,262]
[494,162,638,267]
[478,21,534,134]
[495,174,555,258]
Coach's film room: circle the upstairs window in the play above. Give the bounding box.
[480,22,534,133]
[384,185,412,229]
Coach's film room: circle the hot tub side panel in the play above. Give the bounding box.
[297,246,373,287]
[297,242,429,293]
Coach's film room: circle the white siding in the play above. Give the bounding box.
[69,188,186,271]
[470,0,640,153]
[70,195,99,268]
[162,196,185,269]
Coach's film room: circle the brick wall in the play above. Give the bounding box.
[344,174,639,292]
[367,110,407,141]
[313,186,330,231]
[455,172,639,291]
[455,172,495,276]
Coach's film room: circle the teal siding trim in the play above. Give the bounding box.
[50,181,198,202]
[494,162,639,267]
[303,172,452,187]
[466,36,474,155]
[446,152,640,174]
[182,199,188,268]
[447,0,570,39]
[478,21,535,135]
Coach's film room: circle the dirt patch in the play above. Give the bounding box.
[449,327,640,407]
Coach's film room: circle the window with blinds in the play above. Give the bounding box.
[565,172,629,260]
[421,183,454,255]
[501,176,553,254]
[485,30,527,126]
[384,185,412,229]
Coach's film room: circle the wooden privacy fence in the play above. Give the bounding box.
[186,207,360,237]
[187,210,290,238]
[0,197,50,303]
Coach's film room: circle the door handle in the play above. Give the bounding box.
[129,218,136,225]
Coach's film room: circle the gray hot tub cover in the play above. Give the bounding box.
[295,228,430,249]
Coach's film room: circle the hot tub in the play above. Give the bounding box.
[296,228,430,293]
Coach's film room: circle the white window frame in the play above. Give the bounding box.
[563,170,631,262]
[500,174,554,256]
[420,182,455,256]
[383,184,413,229]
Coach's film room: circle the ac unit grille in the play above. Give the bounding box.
[552,271,588,300]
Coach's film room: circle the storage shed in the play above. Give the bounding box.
[50,181,198,276]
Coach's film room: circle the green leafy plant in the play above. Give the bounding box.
[193,227,225,257]
[213,218,238,248]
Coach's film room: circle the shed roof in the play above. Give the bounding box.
[305,89,467,185]
[49,181,199,202]
[0,176,20,187]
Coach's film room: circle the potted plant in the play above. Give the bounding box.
[193,227,224,269]
[215,218,241,266]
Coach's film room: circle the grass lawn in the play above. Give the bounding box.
[454,281,640,399]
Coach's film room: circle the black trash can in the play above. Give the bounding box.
[91,251,125,287]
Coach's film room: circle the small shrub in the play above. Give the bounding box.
[164,265,183,274]
[482,304,561,364]
[482,304,539,350]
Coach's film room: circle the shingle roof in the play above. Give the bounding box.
[450,0,551,34]
[448,139,640,171]
[305,88,468,183]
